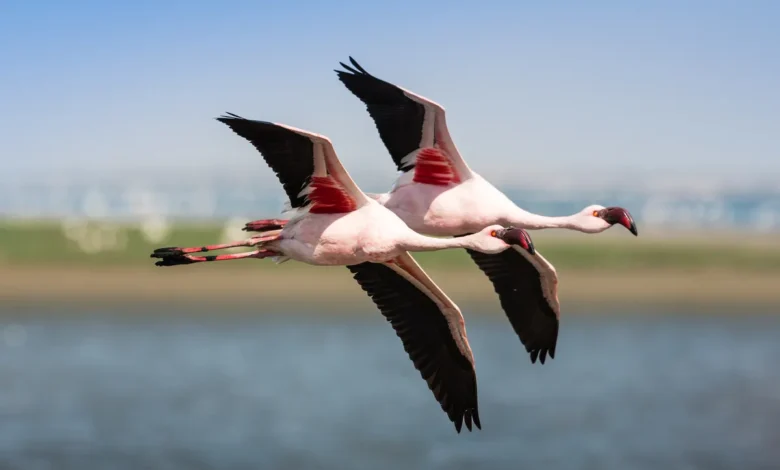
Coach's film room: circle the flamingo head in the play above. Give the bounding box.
[473,225,536,255]
[577,205,638,235]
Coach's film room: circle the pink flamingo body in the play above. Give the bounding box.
[332,57,640,365]
[336,57,639,238]
[374,172,525,236]
[266,202,520,266]
[152,114,537,433]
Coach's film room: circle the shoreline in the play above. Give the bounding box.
[2,266,778,312]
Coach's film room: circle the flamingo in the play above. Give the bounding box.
[328,57,639,365]
[150,113,539,433]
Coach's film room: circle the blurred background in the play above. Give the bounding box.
[1,1,779,469]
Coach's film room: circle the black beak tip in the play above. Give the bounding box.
[522,232,536,255]
[629,223,638,236]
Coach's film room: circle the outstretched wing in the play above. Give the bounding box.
[463,243,560,364]
[217,113,370,214]
[336,57,473,186]
[347,252,481,433]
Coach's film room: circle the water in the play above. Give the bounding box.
[0,310,778,469]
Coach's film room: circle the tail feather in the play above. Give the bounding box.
[243,219,288,233]
[281,204,309,222]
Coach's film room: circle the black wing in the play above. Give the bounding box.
[217,113,314,209]
[346,261,481,433]
[335,57,425,172]
[464,246,559,364]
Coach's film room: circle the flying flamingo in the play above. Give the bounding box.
[150,114,539,433]
[331,57,639,364]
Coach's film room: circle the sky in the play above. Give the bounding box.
[0,0,778,184]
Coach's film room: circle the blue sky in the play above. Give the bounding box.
[1,1,778,181]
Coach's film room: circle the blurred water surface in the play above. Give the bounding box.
[0,309,778,470]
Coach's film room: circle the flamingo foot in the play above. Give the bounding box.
[152,247,191,258]
[154,254,198,266]
[243,219,288,232]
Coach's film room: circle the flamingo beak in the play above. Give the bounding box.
[602,207,638,236]
[497,227,536,255]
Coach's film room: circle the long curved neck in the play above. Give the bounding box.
[400,232,480,253]
[507,206,578,231]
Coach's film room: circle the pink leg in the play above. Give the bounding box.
[243,219,288,232]
[151,233,280,258]
[154,248,278,267]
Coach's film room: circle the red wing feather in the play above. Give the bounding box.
[307,176,359,214]
[412,147,461,186]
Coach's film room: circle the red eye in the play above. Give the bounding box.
[490,230,497,237]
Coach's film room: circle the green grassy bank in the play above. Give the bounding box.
[2,219,779,310]
[2,219,780,272]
